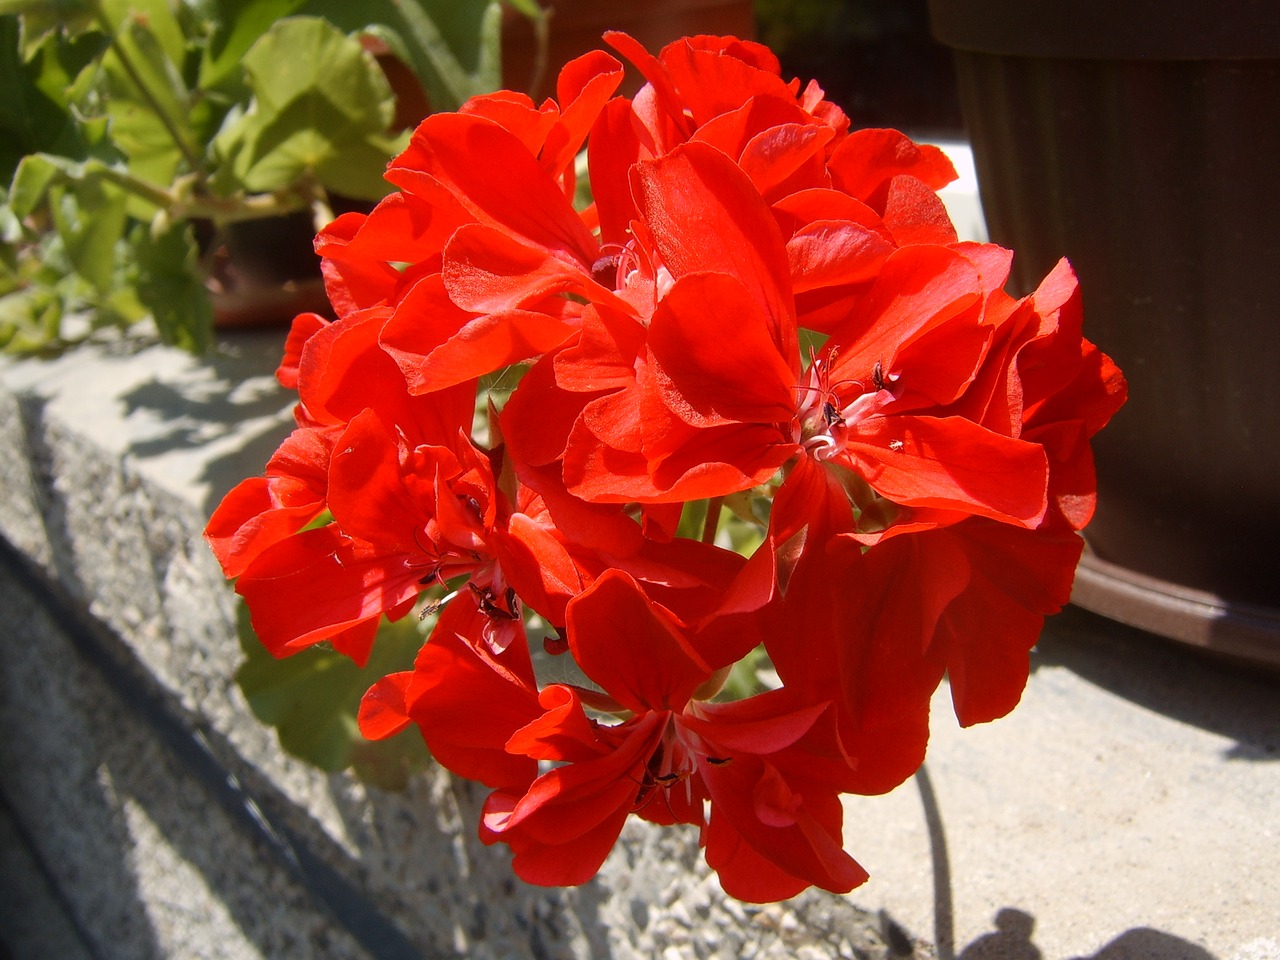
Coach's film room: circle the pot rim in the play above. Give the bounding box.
[927,0,1280,60]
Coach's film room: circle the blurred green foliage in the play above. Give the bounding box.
[0,0,543,355]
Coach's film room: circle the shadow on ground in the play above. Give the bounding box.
[1034,606,1279,762]
[957,907,1219,960]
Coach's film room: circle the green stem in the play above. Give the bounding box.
[565,684,627,716]
[523,4,550,97]
[89,164,175,210]
[473,0,507,97]
[92,166,311,224]
[95,8,206,180]
[191,189,313,224]
[691,664,733,702]
[391,0,479,110]
[701,496,724,544]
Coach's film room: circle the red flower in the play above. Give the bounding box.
[367,568,865,900]
[559,141,1050,531]
[205,423,336,578]
[208,29,1128,907]
[769,258,1127,729]
[359,595,542,791]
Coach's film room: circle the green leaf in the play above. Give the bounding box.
[388,0,485,111]
[502,0,543,20]
[298,0,503,111]
[0,196,149,355]
[48,178,127,293]
[197,0,306,92]
[8,153,174,217]
[0,285,64,353]
[0,16,103,182]
[98,1,199,194]
[0,190,20,245]
[29,20,110,110]
[8,153,62,216]
[101,0,185,63]
[718,644,774,702]
[236,605,430,790]
[0,0,100,58]
[214,16,402,200]
[131,216,213,352]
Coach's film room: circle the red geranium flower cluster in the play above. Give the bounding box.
[206,34,1126,903]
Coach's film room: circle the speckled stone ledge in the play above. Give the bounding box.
[0,330,911,960]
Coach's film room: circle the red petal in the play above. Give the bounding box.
[881,174,959,246]
[412,112,599,264]
[504,685,609,763]
[503,716,662,843]
[654,36,792,128]
[545,50,625,176]
[645,420,795,503]
[703,756,867,899]
[327,617,381,667]
[315,192,467,315]
[442,222,619,314]
[381,271,576,396]
[562,415,678,502]
[735,121,835,200]
[236,528,422,659]
[205,422,332,577]
[504,804,635,888]
[276,312,329,388]
[492,513,584,626]
[602,31,693,142]
[786,219,895,295]
[828,128,957,202]
[682,692,829,757]
[844,414,1048,526]
[647,272,797,426]
[825,244,983,385]
[298,303,475,443]
[704,809,812,902]
[631,142,796,350]
[587,98,651,245]
[327,410,429,551]
[931,519,1085,726]
[408,604,541,790]
[566,570,712,713]
[459,90,557,159]
[771,535,962,732]
[358,671,415,740]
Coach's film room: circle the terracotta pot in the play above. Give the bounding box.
[206,213,332,330]
[928,0,1280,666]
[503,0,756,98]
[209,44,429,331]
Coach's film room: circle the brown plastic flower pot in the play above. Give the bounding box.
[928,0,1280,666]
[206,213,333,329]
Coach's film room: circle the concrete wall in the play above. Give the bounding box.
[0,331,901,960]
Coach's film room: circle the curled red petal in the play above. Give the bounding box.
[843,414,1048,526]
[276,312,329,388]
[828,128,957,203]
[236,527,422,661]
[633,144,795,342]
[358,671,415,741]
[703,755,867,900]
[413,112,599,264]
[407,604,541,790]
[505,685,610,763]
